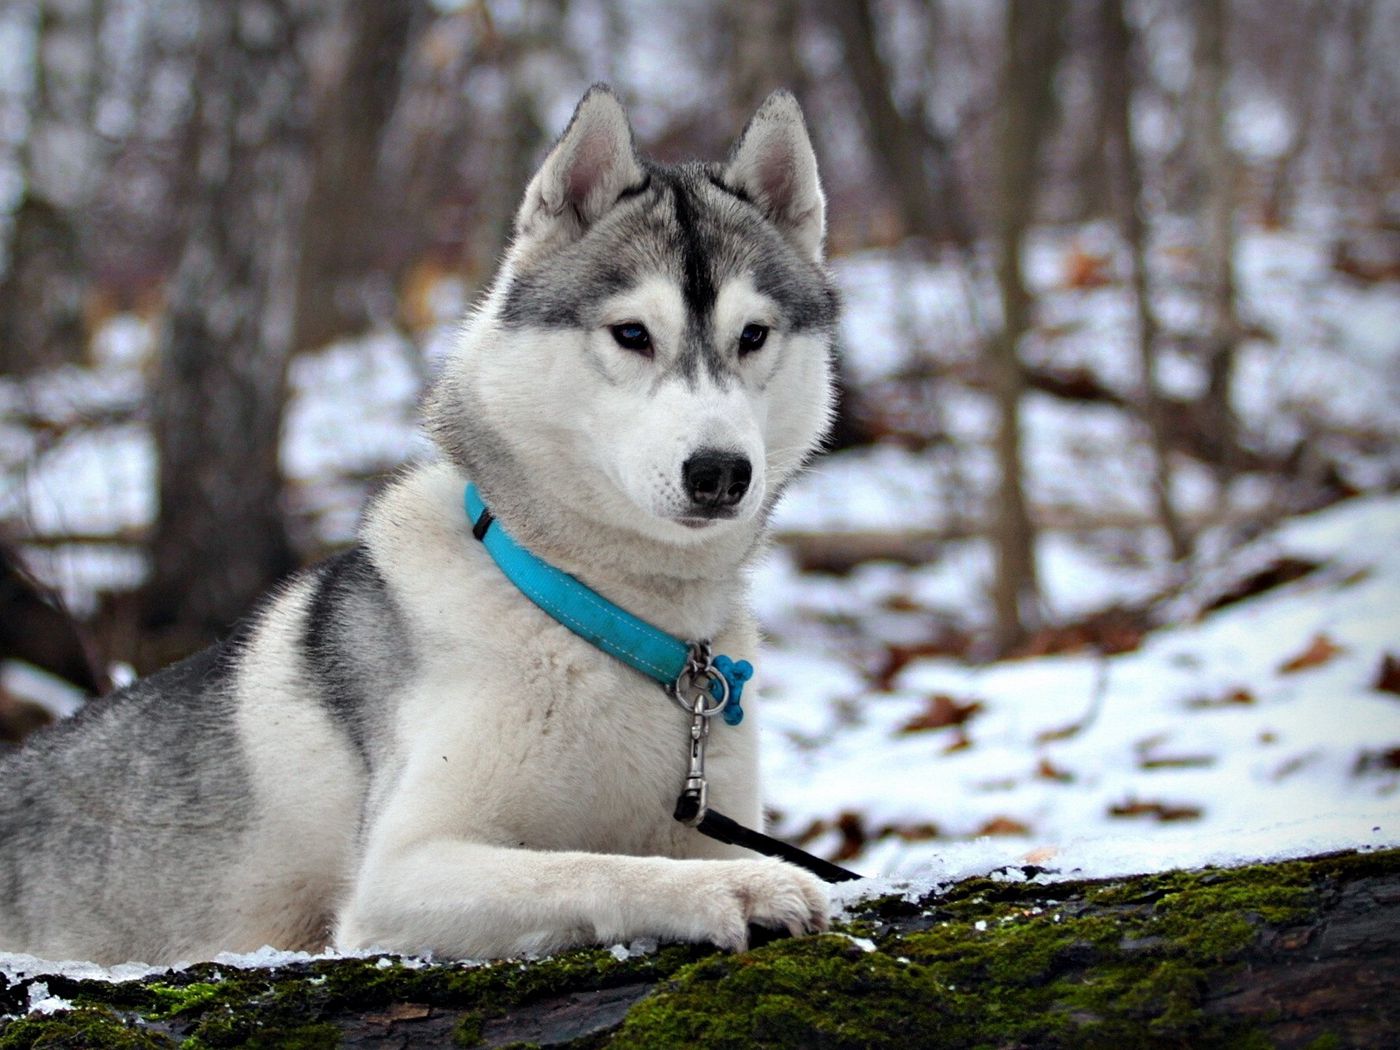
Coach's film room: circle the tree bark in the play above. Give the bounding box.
[0,0,106,375]
[1070,3,1115,223]
[2,849,1394,1048]
[291,0,419,354]
[822,0,972,247]
[1194,0,1241,487]
[988,0,1065,653]
[141,0,313,652]
[1102,0,1191,561]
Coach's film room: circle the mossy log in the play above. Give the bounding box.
[2,849,1396,1049]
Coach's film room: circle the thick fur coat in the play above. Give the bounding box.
[0,86,840,965]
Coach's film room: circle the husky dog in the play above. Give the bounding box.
[0,85,838,965]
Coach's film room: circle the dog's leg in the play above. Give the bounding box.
[335,840,829,958]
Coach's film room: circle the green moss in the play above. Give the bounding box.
[610,850,1400,1049]
[141,983,223,1020]
[3,943,710,1049]
[451,1011,484,1046]
[2,849,1392,1049]
[613,937,938,1050]
[0,1007,177,1049]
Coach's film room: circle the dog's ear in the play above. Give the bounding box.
[725,91,826,262]
[515,84,644,246]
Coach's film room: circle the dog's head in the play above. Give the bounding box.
[430,85,837,551]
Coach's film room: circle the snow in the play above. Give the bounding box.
[0,943,439,991]
[0,952,171,987]
[24,981,72,1016]
[759,494,1400,881]
[0,661,85,720]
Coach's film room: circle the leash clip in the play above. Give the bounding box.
[673,693,712,826]
[669,641,755,826]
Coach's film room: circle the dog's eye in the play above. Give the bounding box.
[738,323,769,355]
[610,323,653,356]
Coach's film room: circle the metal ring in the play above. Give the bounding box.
[671,665,729,717]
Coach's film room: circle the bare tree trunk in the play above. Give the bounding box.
[292,0,419,353]
[461,0,574,281]
[0,0,106,375]
[988,0,1065,653]
[1260,2,1322,229]
[821,0,973,247]
[1102,0,1191,561]
[142,0,313,653]
[817,0,977,452]
[1068,0,1115,222]
[1195,0,1240,486]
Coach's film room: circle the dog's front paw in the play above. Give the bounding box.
[700,859,829,952]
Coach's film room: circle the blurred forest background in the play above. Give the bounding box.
[0,0,1397,743]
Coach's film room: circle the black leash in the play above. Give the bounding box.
[685,805,863,883]
[670,670,863,884]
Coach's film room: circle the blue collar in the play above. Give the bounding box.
[464,484,751,725]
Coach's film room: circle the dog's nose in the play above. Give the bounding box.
[683,451,752,509]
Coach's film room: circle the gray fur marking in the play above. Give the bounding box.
[0,645,251,959]
[302,546,416,764]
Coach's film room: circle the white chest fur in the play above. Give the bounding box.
[360,464,764,862]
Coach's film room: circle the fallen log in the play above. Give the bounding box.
[1,848,1395,1048]
[775,505,1264,575]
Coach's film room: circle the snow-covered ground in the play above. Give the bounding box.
[758,493,1400,889]
[1,220,1397,978]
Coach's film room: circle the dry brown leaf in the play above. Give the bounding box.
[1024,846,1059,864]
[1279,633,1345,674]
[977,816,1032,836]
[880,593,925,614]
[1034,721,1082,744]
[1063,246,1113,289]
[1272,752,1316,781]
[1186,687,1256,710]
[1136,732,1216,770]
[898,694,984,734]
[1015,607,1148,658]
[875,821,942,843]
[1353,747,1400,774]
[1139,754,1216,770]
[1108,798,1203,822]
[1374,653,1400,697]
[943,728,974,754]
[1035,757,1074,783]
